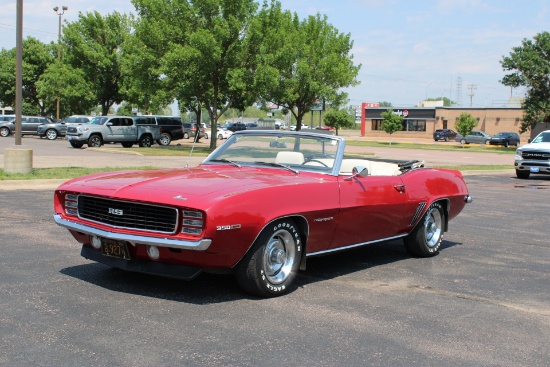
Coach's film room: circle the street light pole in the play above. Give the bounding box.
[53,5,68,120]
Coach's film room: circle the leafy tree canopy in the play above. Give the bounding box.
[455,112,478,138]
[323,108,354,135]
[500,31,550,132]
[380,108,403,144]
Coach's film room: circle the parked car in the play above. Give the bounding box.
[204,127,233,140]
[289,124,309,131]
[0,115,15,123]
[135,115,183,146]
[514,130,550,179]
[456,130,492,145]
[53,130,472,297]
[488,132,520,147]
[65,115,160,148]
[0,116,53,137]
[37,115,92,140]
[245,122,258,128]
[223,122,247,132]
[433,129,457,142]
[182,122,206,139]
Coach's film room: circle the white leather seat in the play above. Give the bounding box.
[275,151,305,165]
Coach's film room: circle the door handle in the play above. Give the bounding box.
[394,184,406,194]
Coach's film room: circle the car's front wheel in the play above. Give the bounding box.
[516,169,530,179]
[157,133,171,146]
[70,141,83,148]
[45,129,58,140]
[444,136,449,142]
[218,134,224,140]
[235,218,302,297]
[0,127,11,137]
[87,135,102,148]
[404,202,444,257]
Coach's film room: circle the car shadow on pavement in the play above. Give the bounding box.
[59,238,461,303]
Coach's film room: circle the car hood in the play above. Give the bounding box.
[520,142,550,150]
[57,165,325,205]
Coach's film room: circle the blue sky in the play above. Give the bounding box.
[1,0,549,109]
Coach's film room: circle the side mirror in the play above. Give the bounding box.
[106,122,113,126]
[352,166,369,177]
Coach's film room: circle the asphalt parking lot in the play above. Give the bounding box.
[0,135,548,366]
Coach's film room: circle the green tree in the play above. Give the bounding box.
[0,37,56,116]
[133,0,260,149]
[380,109,403,145]
[378,101,392,107]
[63,11,132,116]
[323,108,354,135]
[500,31,550,132]
[254,2,360,130]
[455,112,478,146]
[36,62,96,117]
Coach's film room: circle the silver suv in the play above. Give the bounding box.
[0,116,53,137]
[37,115,92,140]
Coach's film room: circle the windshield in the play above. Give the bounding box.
[89,116,108,125]
[203,132,341,174]
[532,131,550,143]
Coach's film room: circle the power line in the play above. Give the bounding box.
[0,22,57,36]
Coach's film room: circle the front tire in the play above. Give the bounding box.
[157,133,171,146]
[138,135,153,147]
[404,202,444,257]
[45,129,58,140]
[0,127,10,137]
[516,169,530,179]
[70,141,84,148]
[235,218,302,297]
[87,135,102,148]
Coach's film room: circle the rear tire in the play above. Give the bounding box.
[183,132,190,139]
[460,138,466,144]
[204,132,209,139]
[404,202,444,257]
[516,170,530,179]
[138,135,153,147]
[87,135,102,148]
[235,218,302,297]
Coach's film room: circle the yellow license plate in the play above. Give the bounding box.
[101,238,131,260]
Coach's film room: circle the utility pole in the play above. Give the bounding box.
[467,83,477,107]
[53,5,68,120]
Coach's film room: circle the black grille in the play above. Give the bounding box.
[77,196,178,233]
[522,151,550,161]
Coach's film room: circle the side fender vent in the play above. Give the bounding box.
[409,202,427,226]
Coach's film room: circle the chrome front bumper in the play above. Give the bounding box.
[54,214,212,251]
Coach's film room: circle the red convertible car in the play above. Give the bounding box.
[54,131,472,297]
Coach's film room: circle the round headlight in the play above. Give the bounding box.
[147,245,160,260]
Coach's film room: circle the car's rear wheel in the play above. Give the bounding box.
[404,202,444,257]
[204,132,209,139]
[460,138,466,144]
[516,169,530,179]
[504,140,509,148]
[0,127,11,137]
[70,141,83,148]
[121,142,134,148]
[157,133,171,146]
[183,132,190,139]
[45,129,58,140]
[138,135,153,147]
[235,218,302,297]
[87,135,102,148]
[444,136,449,142]
[484,139,490,145]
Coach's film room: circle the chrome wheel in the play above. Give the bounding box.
[423,207,443,248]
[46,129,58,140]
[88,135,102,147]
[158,133,171,146]
[0,127,10,137]
[263,229,296,285]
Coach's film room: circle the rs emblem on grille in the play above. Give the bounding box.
[108,208,124,216]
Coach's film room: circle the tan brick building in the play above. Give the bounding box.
[360,104,530,140]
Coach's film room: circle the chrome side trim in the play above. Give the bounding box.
[306,234,407,257]
[54,214,212,251]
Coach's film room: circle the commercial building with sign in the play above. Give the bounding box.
[360,102,529,140]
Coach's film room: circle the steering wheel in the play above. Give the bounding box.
[303,159,329,168]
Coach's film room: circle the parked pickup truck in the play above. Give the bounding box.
[65,116,160,148]
[514,129,550,179]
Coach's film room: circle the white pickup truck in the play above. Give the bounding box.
[514,130,550,179]
[65,116,161,148]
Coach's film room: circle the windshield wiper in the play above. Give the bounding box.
[254,161,299,174]
[209,159,241,168]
